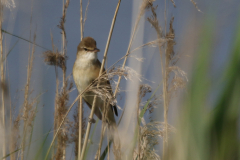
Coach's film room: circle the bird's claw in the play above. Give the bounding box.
[88,118,96,123]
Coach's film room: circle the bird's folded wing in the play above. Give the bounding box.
[85,100,102,120]
[97,60,118,117]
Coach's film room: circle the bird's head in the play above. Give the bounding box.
[77,37,100,61]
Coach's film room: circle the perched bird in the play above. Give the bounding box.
[73,37,118,127]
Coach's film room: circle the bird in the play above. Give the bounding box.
[73,37,118,128]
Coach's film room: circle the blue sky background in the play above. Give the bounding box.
[1,0,240,159]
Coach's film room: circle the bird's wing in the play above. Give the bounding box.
[85,100,102,120]
[96,60,118,117]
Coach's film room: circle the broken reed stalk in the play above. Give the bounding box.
[80,1,121,159]
[78,1,84,159]
[0,3,6,160]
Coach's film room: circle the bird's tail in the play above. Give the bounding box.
[107,122,121,154]
[104,104,121,150]
[107,121,118,139]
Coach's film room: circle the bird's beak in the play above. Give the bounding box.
[94,48,100,53]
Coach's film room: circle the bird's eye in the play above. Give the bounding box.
[84,48,88,51]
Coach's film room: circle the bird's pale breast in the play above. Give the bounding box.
[73,60,100,93]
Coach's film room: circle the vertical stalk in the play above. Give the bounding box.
[61,0,67,159]
[0,3,5,160]
[21,4,34,160]
[113,1,144,97]
[107,129,110,160]
[53,66,59,158]
[95,1,149,158]
[62,0,66,90]
[156,34,167,159]
[95,97,106,160]
[9,103,13,160]
[45,94,82,160]
[96,125,106,160]
[20,7,35,158]
[78,97,83,159]
[53,33,59,159]
[80,1,121,159]
[78,1,84,158]
[80,0,83,40]
[137,86,141,160]
[163,0,168,157]
[21,33,31,160]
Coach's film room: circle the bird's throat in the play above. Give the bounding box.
[75,51,98,68]
[78,51,97,61]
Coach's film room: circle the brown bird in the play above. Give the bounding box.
[73,37,118,127]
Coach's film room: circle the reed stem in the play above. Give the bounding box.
[80,1,121,159]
